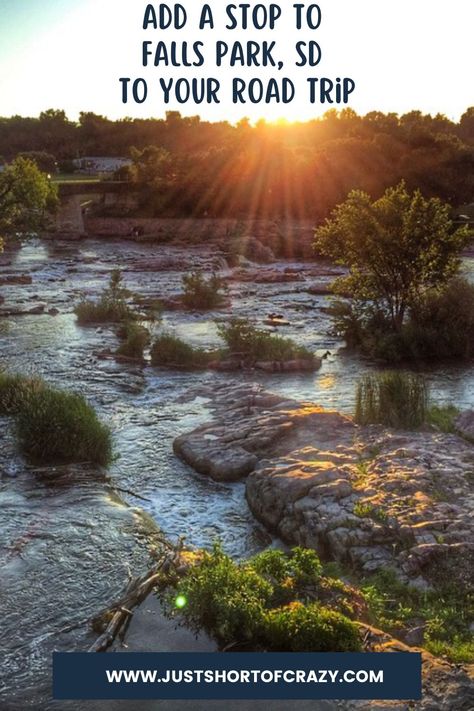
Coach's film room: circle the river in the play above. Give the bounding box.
[1,237,473,709]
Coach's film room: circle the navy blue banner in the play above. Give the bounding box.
[53,652,422,700]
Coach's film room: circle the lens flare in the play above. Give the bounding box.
[175,595,187,609]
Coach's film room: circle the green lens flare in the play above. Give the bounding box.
[175,595,187,609]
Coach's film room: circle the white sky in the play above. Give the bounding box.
[0,0,472,123]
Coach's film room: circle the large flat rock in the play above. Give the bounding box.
[174,384,474,589]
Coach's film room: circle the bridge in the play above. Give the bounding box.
[54,181,135,237]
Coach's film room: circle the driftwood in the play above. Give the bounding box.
[88,542,183,653]
[107,484,152,503]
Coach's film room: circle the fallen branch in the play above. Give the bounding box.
[88,542,184,653]
[107,484,152,503]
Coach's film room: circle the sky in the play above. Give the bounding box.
[0,0,473,124]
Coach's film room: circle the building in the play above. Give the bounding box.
[72,157,132,174]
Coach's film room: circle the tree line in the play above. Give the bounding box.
[1,107,474,219]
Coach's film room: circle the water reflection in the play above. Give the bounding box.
[1,238,474,706]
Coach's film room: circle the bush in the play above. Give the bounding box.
[407,278,474,360]
[116,322,149,359]
[0,373,43,415]
[251,547,323,589]
[355,371,428,428]
[16,387,112,465]
[182,272,227,310]
[331,279,474,363]
[264,602,361,652]
[173,544,272,643]
[327,300,369,347]
[167,544,361,652]
[150,333,213,368]
[75,270,136,324]
[362,568,474,664]
[217,318,314,361]
[150,320,314,370]
[249,548,323,607]
[18,151,57,174]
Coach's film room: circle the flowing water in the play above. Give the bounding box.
[1,238,473,708]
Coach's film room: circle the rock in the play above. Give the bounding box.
[173,430,258,482]
[27,304,46,315]
[403,625,426,647]
[254,271,303,284]
[229,237,276,264]
[254,358,321,373]
[254,361,275,373]
[0,274,32,286]
[0,303,46,316]
[208,359,241,371]
[348,624,474,711]
[237,237,276,264]
[173,383,474,590]
[48,307,60,316]
[227,268,303,284]
[129,258,196,272]
[307,283,333,295]
[264,317,291,326]
[455,410,474,441]
[282,358,321,372]
[48,231,83,241]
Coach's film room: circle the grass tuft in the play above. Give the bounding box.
[355,371,428,429]
[75,269,136,324]
[182,272,227,310]
[0,373,112,466]
[0,373,44,415]
[116,322,150,359]
[426,404,460,433]
[361,568,474,664]
[150,333,213,368]
[217,318,314,362]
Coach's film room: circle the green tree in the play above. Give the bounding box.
[17,151,57,174]
[0,157,58,243]
[314,182,471,330]
[130,145,175,187]
[129,145,176,213]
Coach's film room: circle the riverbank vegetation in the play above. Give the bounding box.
[0,157,58,246]
[151,333,214,368]
[150,318,315,369]
[316,183,473,362]
[0,373,111,465]
[218,318,314,361]
[426,404,460,433]
[361,569,474,664]
[166,545,361,652]
[330,279,474,362]
[355,371,428,428]
[1,108,474,226]
[75,269,137,324]
[354,371,464,435]
[182,271,228,309]
[116,322,150,359]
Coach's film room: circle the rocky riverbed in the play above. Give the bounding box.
[174,383,474,589]
[1,237,474,709]
[174,382,474,709]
